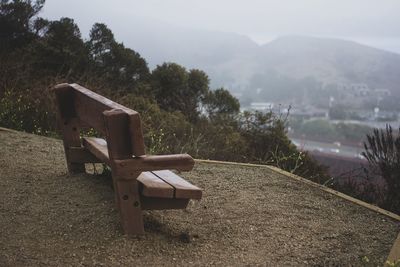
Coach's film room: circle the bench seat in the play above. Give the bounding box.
[82,137,202,200]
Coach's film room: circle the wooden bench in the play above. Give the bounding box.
[53,83,202,235]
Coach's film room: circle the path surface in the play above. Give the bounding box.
[0,129,399,266]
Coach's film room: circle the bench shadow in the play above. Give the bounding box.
[79,170,193,243]
[143,214,194,243]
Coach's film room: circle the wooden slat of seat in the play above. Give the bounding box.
[82,137,201,200]
[137,172,174,198]
[152,170,202,199]
[82,137,110,165]
[82,137,175,199]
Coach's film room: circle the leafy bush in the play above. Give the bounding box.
[362,125,400,214]
[0,87,55,135]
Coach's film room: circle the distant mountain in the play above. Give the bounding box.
[114,17,257,70]
[259,36,400,92]
[117,20,400,101]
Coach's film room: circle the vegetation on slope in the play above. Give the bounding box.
[0,0,328,183]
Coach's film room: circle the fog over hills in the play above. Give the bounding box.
[117,20,400,103]
[259,36,400,91]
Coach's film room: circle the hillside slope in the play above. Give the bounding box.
[259,36,400,91]
[0,128,399,265]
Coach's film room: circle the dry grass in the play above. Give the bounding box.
[0,129,399,266]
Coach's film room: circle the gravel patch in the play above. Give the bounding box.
[0,129,399,266]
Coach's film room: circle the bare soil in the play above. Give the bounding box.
[0,129,399,266]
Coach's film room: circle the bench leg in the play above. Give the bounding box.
[113,176,144,235]
[54,84,85,174]
[62,119,85,174]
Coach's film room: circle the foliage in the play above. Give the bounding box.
[203,88,240,118]
[0,0,45,50]
[32,17,87,79]
[0,87,55,135]
[239,111,329,183]
[151,63,209,122]
[86,23,150,89]
[362,125,400,213]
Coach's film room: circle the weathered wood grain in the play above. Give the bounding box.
[71,83,145,157]
[138,172,174,198]
[153,170,202,199]
[114,177,144,235]
[53,83,85,173]
[113,154,195,177]
[82,137,110,165]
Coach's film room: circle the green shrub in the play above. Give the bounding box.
[362,125,400,214]
[0,88,55,135]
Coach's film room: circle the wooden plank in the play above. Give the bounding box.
[70,84,146,156]
[53,84,85,173]
[70,83,129,135]
[113,177,144,235]
[82,137,110,165]
[127,110,146,156]
[153,170,202,199]
[113,154,195,176]
[137,172,174,198]
[140,196,189,210]
[103,109,132,160]
[71,83,129,111]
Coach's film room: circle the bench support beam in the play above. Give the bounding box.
[113,175,144,235]
[54,84,85,174]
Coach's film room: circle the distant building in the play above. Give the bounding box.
[373,88,391,97]
[249,102,274,111]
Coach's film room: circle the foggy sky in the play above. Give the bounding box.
[41,0,400,53]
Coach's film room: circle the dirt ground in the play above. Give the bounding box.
[0,129,399,266]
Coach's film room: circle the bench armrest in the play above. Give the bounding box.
[113,154,195,177]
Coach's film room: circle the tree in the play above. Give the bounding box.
[186,69,209,121]
[86,23,149,90]
[0,0,46,92]
[151,63,209,121]
[87,23,115,65]
[203,88,240,118]
[32,17,87,78]
[109,44,149,88]
[151,63,189,111]
[0,0,45,51]
[362,125,400,214]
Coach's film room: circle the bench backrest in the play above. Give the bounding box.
[54,83,146,159]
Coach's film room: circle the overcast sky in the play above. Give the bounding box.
[42,0,400,53]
